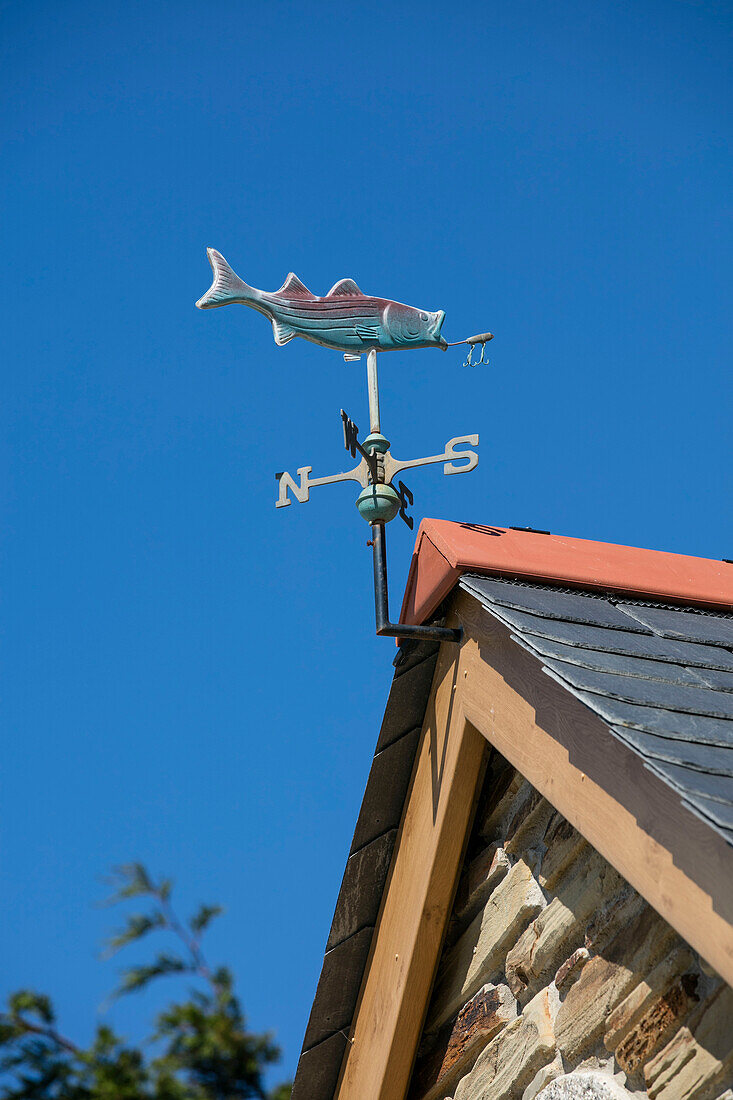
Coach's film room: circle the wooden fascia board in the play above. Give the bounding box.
[334,646,487,1100]
[454,588,733,988]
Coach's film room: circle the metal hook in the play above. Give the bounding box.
[463,331,494,367]
[463,342,491,367]
[448,331,493,368]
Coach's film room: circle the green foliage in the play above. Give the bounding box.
[0,867,291,1100]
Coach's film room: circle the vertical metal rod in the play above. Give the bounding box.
[372,522,389,632]
[365,346,460,644]
[370,520,461,643]
[367,348,380,435]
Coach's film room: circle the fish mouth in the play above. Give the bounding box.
[432,310,447,346]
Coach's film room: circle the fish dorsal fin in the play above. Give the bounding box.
[278,272,313,297]
[328,278,364,297]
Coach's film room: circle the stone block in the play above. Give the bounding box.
[534,1071,637,1098]
[604,945,695,1050]
[555,907,677,1061]
[506,850,622,1000]
[409,984,516,1100]
[504,785,545,846]
[454,987,558,1100]
[555,948,591,992]
[555,955,633,1063]
[505,794,557,859]
[473,755,517,832]
[539,815,588,891]
[644,985,733,1100]
[427,857,546,1032]
[453,843,511,924]
[523,1053,565,1099]
[478,774,531,841]
[614,973,699,1077]
[583,885,646,955]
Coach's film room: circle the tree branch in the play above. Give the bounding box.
[156,889,216,991]
[8,1015,80,1055]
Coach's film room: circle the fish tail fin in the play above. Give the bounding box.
[196,248,253,309]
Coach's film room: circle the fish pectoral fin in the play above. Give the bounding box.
[277,272,314,297]
[355,325,379,342]
[329,278,365,297]
[272,320,297,345]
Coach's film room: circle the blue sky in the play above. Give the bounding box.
[2,0,731,1088]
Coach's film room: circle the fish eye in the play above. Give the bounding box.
[420,312,428,321]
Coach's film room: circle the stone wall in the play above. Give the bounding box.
[407,752,733,1100]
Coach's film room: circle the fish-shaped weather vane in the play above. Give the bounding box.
[196,247,493,644]
[196,248,450,355]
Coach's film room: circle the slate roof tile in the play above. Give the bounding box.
[567,691,733,746]
[644,758,733,803]
[610,725,733,777]
[459,584,733,671]
[461,574,733,846]
[510,633,707,686]
[687,791,733,831]
[618,603,733,647]
[463,576,650,631]
[692,666,733,692]
[541,657,733,719]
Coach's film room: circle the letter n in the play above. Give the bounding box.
[275,467,312,508]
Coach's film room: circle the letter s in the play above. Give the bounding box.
[443,435,479,476]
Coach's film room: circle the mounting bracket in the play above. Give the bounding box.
[369,522,461,644]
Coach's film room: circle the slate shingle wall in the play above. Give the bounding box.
[291,641,440,1100]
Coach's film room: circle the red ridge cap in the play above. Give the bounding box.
[399,520,733,627]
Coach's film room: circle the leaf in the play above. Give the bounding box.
[8,991,55,1026]
[105,912,166,956]
[269,1083,293,1100]
[188,904,223,935]
[103,863,156,905]
[115,954,190,998]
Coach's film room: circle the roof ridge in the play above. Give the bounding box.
[400,520,733,629]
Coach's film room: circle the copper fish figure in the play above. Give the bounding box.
[196,249,447,354]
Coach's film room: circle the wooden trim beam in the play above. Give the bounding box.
[335,648,486,1100]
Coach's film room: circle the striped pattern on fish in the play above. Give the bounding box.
[195,249,447,354]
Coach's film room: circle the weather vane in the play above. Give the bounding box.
[196,248,492,645]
